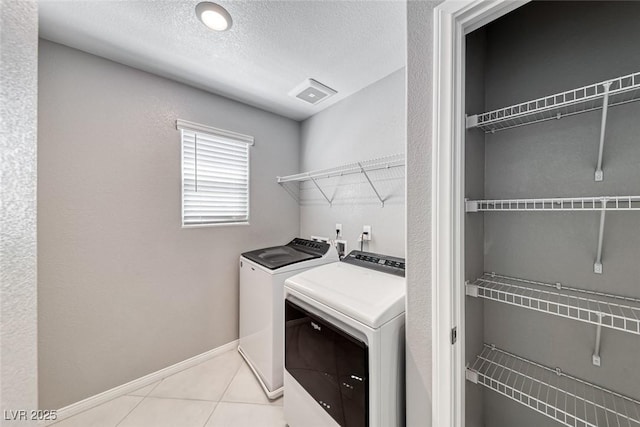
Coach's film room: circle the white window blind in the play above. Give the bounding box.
[178,120,253,226]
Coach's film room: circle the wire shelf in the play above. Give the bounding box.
[466,196,640,212]
[277,153,404,207]
[468,273,640,336]
[467,71,640,133]
[467,344,640,427]
[276,153,404,183]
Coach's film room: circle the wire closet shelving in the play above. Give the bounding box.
[466,71,640,181]
[466,71,640,133]
[276,153,404,207]
[467,344,640,427]
[465,195,640,274]
[468,273,640,336]
[465,196,640,212]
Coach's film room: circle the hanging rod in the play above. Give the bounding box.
[276,153,404,184]
[466,344,640,427]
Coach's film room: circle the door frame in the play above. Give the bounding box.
[430,1,529,426]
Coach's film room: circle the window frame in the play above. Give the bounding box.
[177,119,254,228]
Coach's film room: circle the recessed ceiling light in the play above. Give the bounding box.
[196,2,232,32]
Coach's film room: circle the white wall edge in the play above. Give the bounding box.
[41,340,239,425]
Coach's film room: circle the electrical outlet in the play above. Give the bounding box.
[336,223,342,237]
[362,225,371,241]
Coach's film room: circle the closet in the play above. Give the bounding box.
[463,2,640,426]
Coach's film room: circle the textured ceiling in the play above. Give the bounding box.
[38,0,406,120]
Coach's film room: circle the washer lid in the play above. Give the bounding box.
[241,238,331,270]
[284,262,406,329]
[242,245,317,270]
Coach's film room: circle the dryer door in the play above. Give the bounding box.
[284,299,368,427]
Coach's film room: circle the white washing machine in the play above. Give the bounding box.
[239,238,338,399]
[283,250,406,427]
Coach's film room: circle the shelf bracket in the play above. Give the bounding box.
[465,199,479,213]
[466,114,478,129]
[465,281,479,297]
[592,313,604,367]
[358,162,385,207]
[595,81,612,182]
[465,367,479,384]
[594,203,607,274]
[309,176,332,206]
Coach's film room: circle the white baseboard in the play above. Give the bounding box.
[45,340,238,425]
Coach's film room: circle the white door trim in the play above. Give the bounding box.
[431,2,529,427]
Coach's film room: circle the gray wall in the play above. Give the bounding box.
[469,3,640,426]
[1,1,39,425]
[38,40,300,409]
[464,27,486,427]
[299,69,405,257]
[405,1,443,425]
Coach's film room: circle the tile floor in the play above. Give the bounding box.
[52,349,285,427]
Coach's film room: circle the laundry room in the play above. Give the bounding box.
[7,1,409,426]
[4,1,640,427]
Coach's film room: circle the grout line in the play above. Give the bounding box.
[115,379,164,426]
[48,394,145,427]
[124,380,162,398]
[144,381,161,396]
[201,358,245,427]
[137,395,219,403]
[114,396,147,427]
[200,403,218,427]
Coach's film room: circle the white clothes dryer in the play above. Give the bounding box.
[284,250,406,427]
[239,238,338,399]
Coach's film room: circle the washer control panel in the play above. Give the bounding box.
[341,250,405,277]
[288,238,330,256]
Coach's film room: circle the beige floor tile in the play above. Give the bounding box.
[117,397,215,427]
[126,381,160,397]
[148,350,242,401]
[51,396,143,427]
[204,402,285,427]
[221,363,271,405]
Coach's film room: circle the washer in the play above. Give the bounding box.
[239,238,338,399]
[283,250,406,427]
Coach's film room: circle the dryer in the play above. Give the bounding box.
[284,250,406,427]
[239,238,338,399]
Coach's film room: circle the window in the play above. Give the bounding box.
[177,120,253,226]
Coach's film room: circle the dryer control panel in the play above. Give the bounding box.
[341,250,405,277]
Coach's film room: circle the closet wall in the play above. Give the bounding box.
[465,2,640,426]
[464,27,486,427]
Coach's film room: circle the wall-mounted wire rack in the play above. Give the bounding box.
[466,344,640,427]
[465,196,640,212]
[466,72,640,133]
[467,273,640,365]
[276,153,404,207]
[466,195,640,274]
[466,71,640,181]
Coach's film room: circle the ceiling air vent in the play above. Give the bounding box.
[289,79,337,105]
